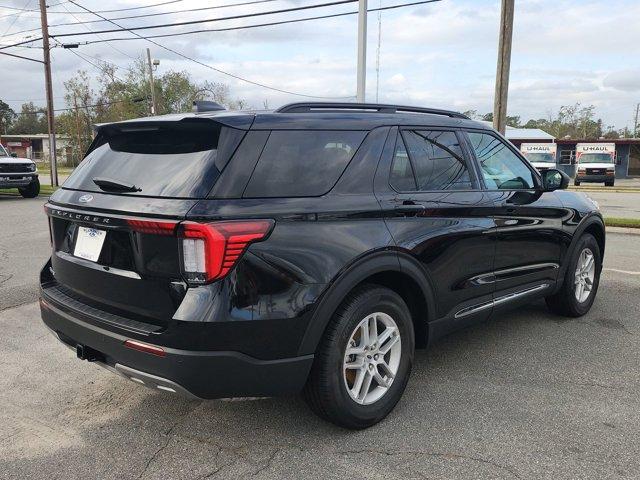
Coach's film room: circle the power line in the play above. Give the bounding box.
[57,0,135,59]
[48,0,281,30]
[0,0,441,51]
[0,48,43,62]
[0,36,43,50]
[0,0,33,39]
[8,0,281,37]
[57,0,442,47]
[64,0,357,99]
[50,0,359,38]
[0,0,180,14]
[11,96,147,115]
[0,0,66,18]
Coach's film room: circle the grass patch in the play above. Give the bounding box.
[605,217,640,229]
[0,184,58,197]
[35,165,75,178]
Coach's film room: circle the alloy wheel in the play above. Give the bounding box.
[343,312,402,405]
[574,248,595,303]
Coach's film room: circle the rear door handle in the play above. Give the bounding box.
[394,201,426,213]
[501,202,516,214]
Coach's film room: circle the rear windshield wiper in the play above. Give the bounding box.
[92,177,141,193]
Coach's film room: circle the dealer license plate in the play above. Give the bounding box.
[73,226,106,262]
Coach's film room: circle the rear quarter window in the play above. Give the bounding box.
[243,130,366,198]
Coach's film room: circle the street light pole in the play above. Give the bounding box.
[356,0,368,103]
[39,0,58,186]
[493,0,514,135]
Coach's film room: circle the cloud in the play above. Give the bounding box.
[1,0,639,129]
[603,70,640,92]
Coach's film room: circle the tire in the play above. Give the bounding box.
[303,284,415,429]
[545,233,601,317]
[605,181,614,187]
[574,180,581,186]
[19,178,40,198]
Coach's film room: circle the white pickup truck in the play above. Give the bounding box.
[520,143,557,173]
[574,143,616,187]
[0,144,40,197]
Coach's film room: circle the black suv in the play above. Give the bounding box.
[40,102,604,429]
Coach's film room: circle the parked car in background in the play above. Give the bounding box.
[39,102,604,429]
[520,143,557,173]
[0,144,40,198]
[574,143,616,186]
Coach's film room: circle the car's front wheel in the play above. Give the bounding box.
[546,233,601,317]
[19,178,40,198]
[304,285,415,429]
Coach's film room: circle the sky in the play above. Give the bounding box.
[1,0,639,130]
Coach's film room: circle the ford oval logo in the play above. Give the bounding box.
[78,194,93,203]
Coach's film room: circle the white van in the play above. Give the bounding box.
[520,143,557,173]
[575,143,616,187]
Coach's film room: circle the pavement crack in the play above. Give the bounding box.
[136,402,202,479]
[252,448,281,477]
[339,448,522,479]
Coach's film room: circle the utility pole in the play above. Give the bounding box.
[634,103,639,137]
[146,48,158,115]
[493,0,514,135]
[356,0,367,103]
[39,0,58,186]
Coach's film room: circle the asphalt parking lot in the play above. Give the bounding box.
[1,195,639,479]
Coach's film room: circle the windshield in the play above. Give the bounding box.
[0,145,8,157]
[524,152,555,164]
[578,153,614,164]
[63,122,243,198]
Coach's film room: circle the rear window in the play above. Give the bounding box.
[243,130,366,198]
[63,122,243,198]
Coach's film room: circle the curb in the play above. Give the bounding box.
[606,226,640,236]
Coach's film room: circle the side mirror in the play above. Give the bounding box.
[541,169,569,192]
[10,152,17,158]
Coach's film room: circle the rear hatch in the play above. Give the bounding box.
[45,117,248,328]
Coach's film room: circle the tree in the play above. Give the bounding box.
[0,100,16,135]
[55,56,246,166]
[57,71,96,165]
[8,102,48,134]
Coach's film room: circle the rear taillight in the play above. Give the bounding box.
[126,219,178,235]
[178,220,274,285]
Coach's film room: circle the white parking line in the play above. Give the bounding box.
[604,268,640,275]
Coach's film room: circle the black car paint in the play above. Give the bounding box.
[40,108,604,399]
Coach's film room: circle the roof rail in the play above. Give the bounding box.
[275,102,469,119]
[192,100,226,113]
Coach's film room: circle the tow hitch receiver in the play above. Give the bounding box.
[76,344,104,362]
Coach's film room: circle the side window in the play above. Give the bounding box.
[400,130,472,191]
[389,137,417,191]
[467,132,536,190]
[243,130,366,197]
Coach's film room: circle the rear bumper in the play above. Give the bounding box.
[0,173,37,188]
[40,288,314,400]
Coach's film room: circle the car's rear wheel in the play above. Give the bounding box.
[304,284,415,429]
[545,233,601,317]
[19,178,40,198]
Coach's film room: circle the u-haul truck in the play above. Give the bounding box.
[574,143,616,187]
[520,143,557,173]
